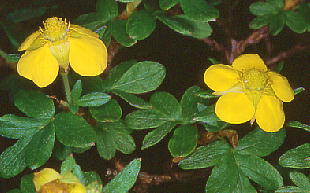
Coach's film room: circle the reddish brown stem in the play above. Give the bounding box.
[265,44,308,66]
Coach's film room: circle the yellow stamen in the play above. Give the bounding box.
[41,17,69,42]
[242,69,268,92]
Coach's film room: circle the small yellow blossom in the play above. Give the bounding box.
[33,168,86,193]
[17,17,107,87]
[204,54,294,132]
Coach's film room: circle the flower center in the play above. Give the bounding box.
[242,69,268,92]
[40,17,69,42]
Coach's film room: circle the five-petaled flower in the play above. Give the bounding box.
[204,54,294,132]
[17,17,107,87]
[33,168,86,193]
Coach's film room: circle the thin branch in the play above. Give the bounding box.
[265,44,308,66]
[200,38,225,52]
[107,40,121,65]
[229,26,269,63]
[107,158,210,193]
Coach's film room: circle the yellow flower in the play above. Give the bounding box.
[33,168,86,193]
[17,17,107,87]
[204,54,294,132]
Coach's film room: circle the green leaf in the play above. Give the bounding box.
[111,20,137,47]
[69,80,83,113]
[76,92,111,107]
[249,1,278,16]
[103,60,137,89]
[0,136,32,178]
[158,14,212,38]
[90,99,122,122]
[168,125,198,157]
[179,140,231,169]
[235,153,283,190]
[113,90,151,109]
[74,12,105,31]
[268,0,284,10]
[20,174,35,193]
[196,90,219,99]
[180,86,201,121]
[0,75,32,93]
[117,0,136,2]
[71,80,82,102]
[7,7,48,23]
[109,126,136,154]
[60,155,85,183]
[159,0,179,10]
[3,53,21,63]
[279,143,310,168]
[269,12,285,35]
[289,171,310,189]
[96,121,135,158]
[111,61,166,94]
[54,113,96,148]
[276,186,310,193]
[103,159,141,193]
[236,128,286,157]
[150,92,182,120]
[274,61,285,73]
[287,121,310,132]
[14,90,55,119]
[126,109,170,129]
[142,122,176,150]
[96,128,116,160]
[127,10,156,40]
[52,142,72,161]
[157,14,193,36]
[84,172,103,192]
[25,124,55,169]
[249,15,270,29]
[0,114,46,139]
[100,24,112,45]
[193,106,227,132]
[285,11,308,33]
[205,152,256,193]
[96,0,118,23]
[180,0,219,21]
[294,87,306,95]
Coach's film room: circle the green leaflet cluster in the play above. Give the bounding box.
[0,60,166,177]
[179,129,286,192]
[125,86,227,157]
[249,0,310,35]
[75,0,219,47]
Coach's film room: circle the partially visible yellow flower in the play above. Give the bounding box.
[204,54,294,132]
[283,0,301,10]
[17,17,107,87]
[33,168,86,193]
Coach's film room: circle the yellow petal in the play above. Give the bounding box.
[68,183,87,193]
[255,95,285,132]
[232,54,267,72]
[215,93,255,124]
[17,45,59,87]
[33,168,62,191]
[268,71,294,102]
[70,24,99,38]
[18,31,44,51]
[69,36,107,76]
[204,64,239,91]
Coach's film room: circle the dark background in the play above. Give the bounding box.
[0,0,309,192]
